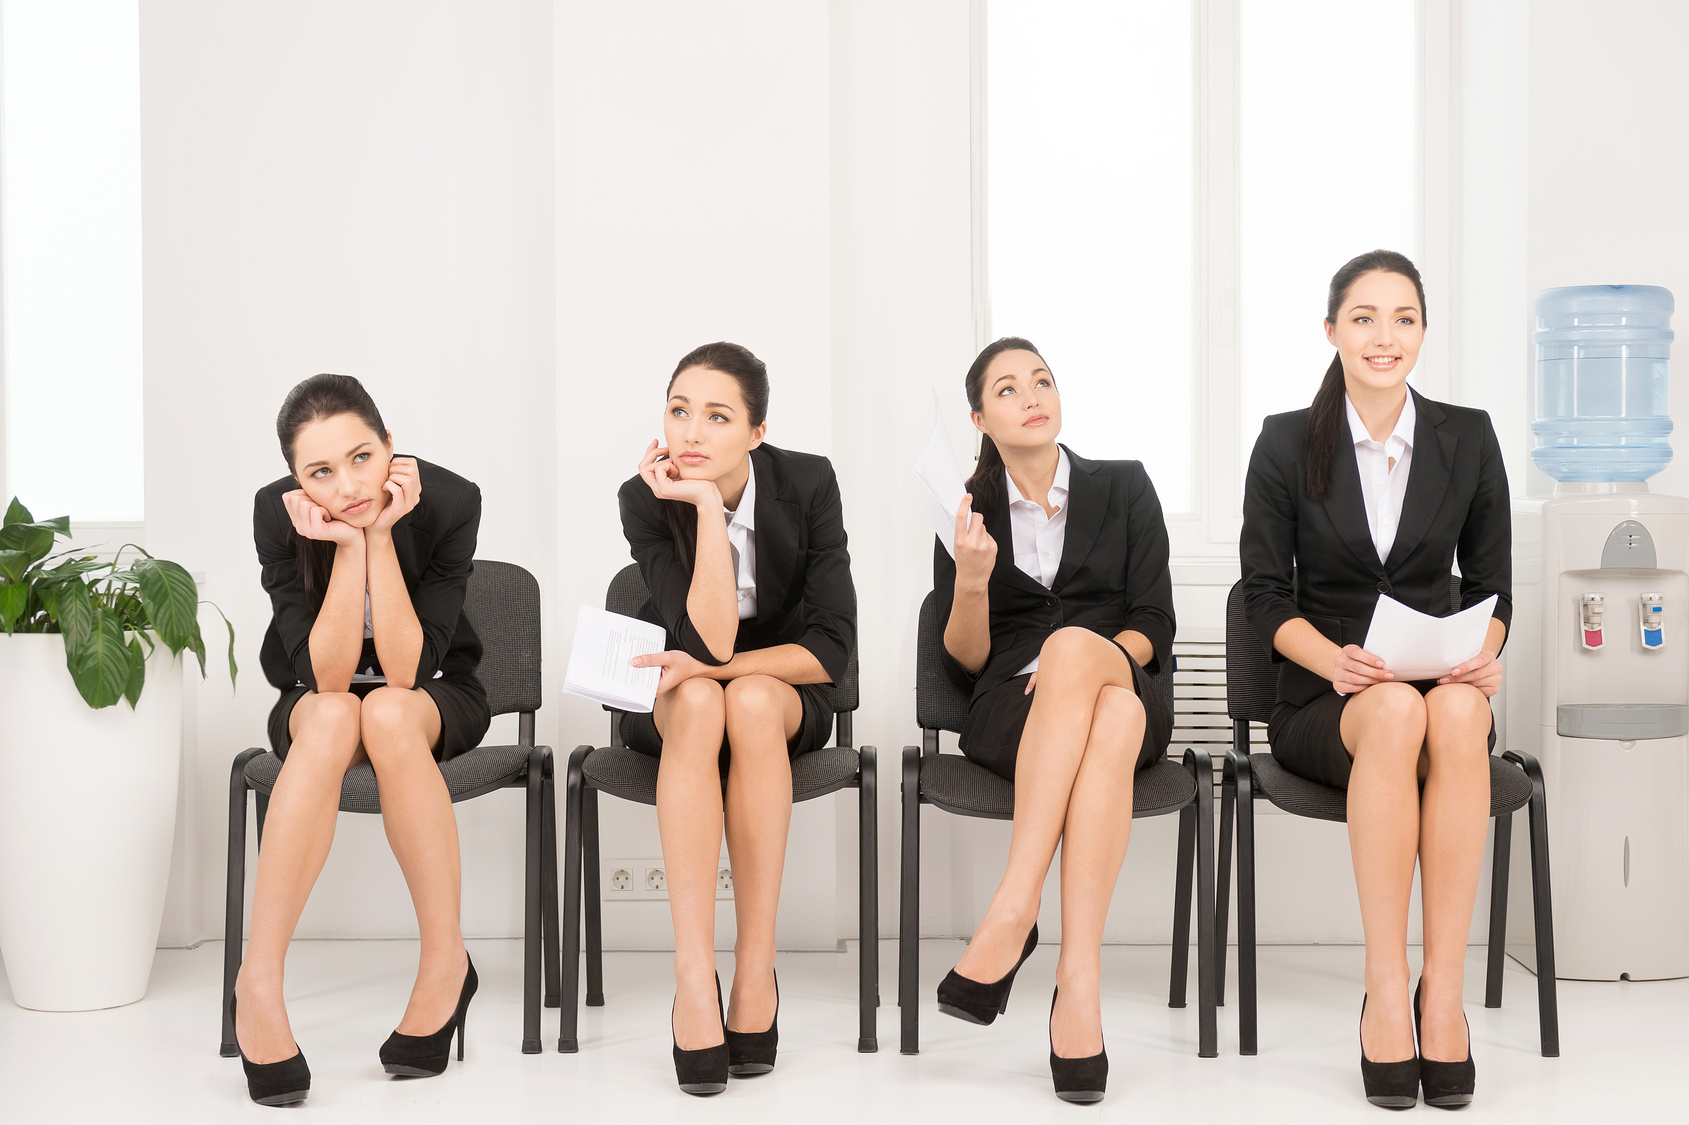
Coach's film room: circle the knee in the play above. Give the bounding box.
[1350,682,1427,762]
[724,675,785,721]
[359,688,429,758]
[1424,684,1492,757]
[299,691,362,745]
[669,675,726,721]
[1094,684,1146,732]
[1037,627,1106,678]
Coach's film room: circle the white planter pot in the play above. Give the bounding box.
[0,633,182,1011]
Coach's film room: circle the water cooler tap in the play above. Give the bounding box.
[1642,593,1665,649]
[1582,593,1606,650]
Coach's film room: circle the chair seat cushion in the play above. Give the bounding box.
[920,754,1195,821]
[581,745,861,806]
[244,743,537,814]
[1251,752,1535,823]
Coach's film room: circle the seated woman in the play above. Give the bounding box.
[618,341,855,1095]
[933,337,1176,1104]
[1240,250,1509,1110]
[233,374,490,1107]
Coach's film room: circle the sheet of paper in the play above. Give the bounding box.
[1362,593,1499,681]
[562,604,666,713]
[915,395,968,558]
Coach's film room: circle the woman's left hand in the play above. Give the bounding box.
[371,456,422,532]
[1439,649,1504,697]
[635,648,712,696]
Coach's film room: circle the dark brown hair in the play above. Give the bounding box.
[275,373,389,606]
[661,342,770,571]
[1304,250,1427,498]
[963,336,1050,516]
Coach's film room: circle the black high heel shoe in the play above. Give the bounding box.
[936,923,1039,1025]
[1360,994,1421,1110]
[672,973,730,1096]
[1414,980,1476,1108]
[229,994,311,1107]
[379,952,478,1077]
[725,969,779,1077]
[1048,987,1108,1104]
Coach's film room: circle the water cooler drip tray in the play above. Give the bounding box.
[1557,703,1689,740]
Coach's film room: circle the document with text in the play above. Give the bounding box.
[563,604,667,713]
[915,395,968,558]
[1362,593,1499,681]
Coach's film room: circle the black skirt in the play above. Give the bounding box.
[957,650,1173,782]
[1268,681,1497,790]
[267,676,492,762]
[622,680,836,767]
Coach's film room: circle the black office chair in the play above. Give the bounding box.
[558,563,877,1053]
[898,590,1218,1057]
[1216,576,1559,1056]
[221,559,561,1056]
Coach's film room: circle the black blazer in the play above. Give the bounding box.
[933,447,1175,703]
[618,443,856,683]
[255,458,484,692]
[1240,388,1512,708]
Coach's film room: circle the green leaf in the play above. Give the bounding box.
[57,581,95,651]
[123,636,146,709]
[0,582,27,632]
[0,519,66,562]
[3,498,30,526]
[0,548,29,584]
[133,558,201,653]
[203,601,240,688]
[69,609,132,709]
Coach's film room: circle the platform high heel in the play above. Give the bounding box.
[229,994,311,1107]
[1414,979,1475,1109]
[673,973,730,1096]
[379,952,478,1077]
[1360,994,1421,1110]
[936,923,1039,1025]
[725,969,779,1077]
[1047,987,1108,1104]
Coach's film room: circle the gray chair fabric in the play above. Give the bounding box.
[581,743,862,806]
[920,752,1196,821]
[1248,753,1534,824]
[245,743,538,813]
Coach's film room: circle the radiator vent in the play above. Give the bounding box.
[1172,639,1267,759]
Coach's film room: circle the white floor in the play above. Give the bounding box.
[0,939,1681,1123]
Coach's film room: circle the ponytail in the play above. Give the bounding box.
[962,336,1047,518]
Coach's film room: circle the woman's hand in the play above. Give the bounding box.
[371,456,421,532]
[1023,671,1038,695]
[283,489,362,547]
[1331,644,1393,696]
[1439,650,1504,697]
[634,648,713,696]
[638,440,722,509]
[953,493,996,589]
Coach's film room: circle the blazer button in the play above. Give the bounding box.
[1044,598,1055,607]
[1376,580,1391,594]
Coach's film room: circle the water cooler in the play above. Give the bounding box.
[1507,284,1689,980]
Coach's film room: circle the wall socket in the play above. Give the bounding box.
[602,859,732,901]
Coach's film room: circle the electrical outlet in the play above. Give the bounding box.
[645,867,667,892]
[608,866,633,892]
[602,859,667,900]
[716,866,734,898]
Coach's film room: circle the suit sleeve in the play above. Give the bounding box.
[1240,422,1303,662]
[790,460,855,684]
[410,484,481,683]
[931,535,982,685]
[618,478,730,667]
[1457,412,1513,647]
[1122,465,1175,675]
[254,489,320,692]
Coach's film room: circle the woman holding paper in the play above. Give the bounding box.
[619,341,855,1095]
[236,374,489,1105]
[931,336,1175,1104]
[1240,250,1510,1109]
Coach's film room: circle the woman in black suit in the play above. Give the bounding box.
[234,374,490,1106]
[1240,251,1509,1109]
[619,341,855,1094]
[932,337,1175,1103]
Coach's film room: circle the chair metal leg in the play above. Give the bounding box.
[1505,749,1560,1057]
[1235,750,1258,1056]
[1485,811,1513,1009]
[559,746,590,1053]
[221,749,265,1057]
[858,747,878,1052]
[254,792,269,846]
[1187,749,1219,1058]
[1215,748,1237,1008]
[583,786,604,1007]
[898,745,922,1055]
[1168,799,1196,1010]
[522,748,545,1054]
[541,758,562,1010]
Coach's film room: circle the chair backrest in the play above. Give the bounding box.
[1225,572,1464,724]
[915,588,1174,733]
[605,563,859,714]
[461,559,543,717]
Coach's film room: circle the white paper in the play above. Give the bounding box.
[915,394,969,557]
[1362,593,1498,681]
[563,604,666,713]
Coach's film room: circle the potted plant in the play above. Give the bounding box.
[0,498,235,1010]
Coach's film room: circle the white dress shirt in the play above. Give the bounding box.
[1346,392,1416,562]
[1007,447,1072,675]
[725,461,758,621]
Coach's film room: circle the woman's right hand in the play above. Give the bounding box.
[1331,643,1393,695]
[283,489,363,547]
[953,493,996,589]
[638,440,721,509]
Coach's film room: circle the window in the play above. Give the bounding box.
[0,0,144,522]
[981,0,1428,556]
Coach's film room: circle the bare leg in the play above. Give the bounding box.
[358,687,468,1036]
[1342,682,1429,1064]
[721,675,802,1034]
[234,692,364,1063]
[1416,684,1491,1061]
[1051,684,1146,1058]
[954,629,1139,983]
[653,677,729,1050]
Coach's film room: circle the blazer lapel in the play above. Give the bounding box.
[1053,450,1107,590]
[1321,433,1385,573]
[986,492,1049,597]
[752,449,798,625]
[1385,390,1456,571]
